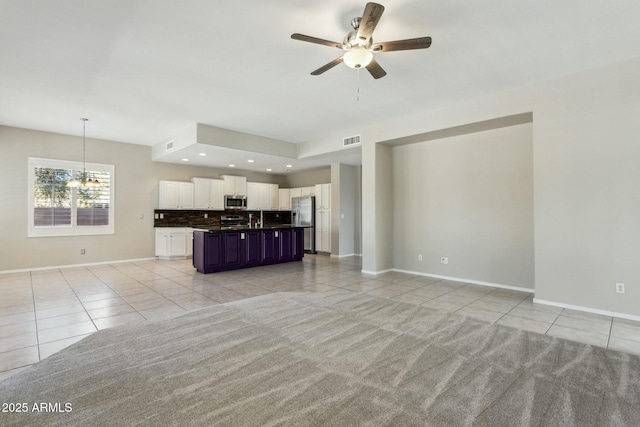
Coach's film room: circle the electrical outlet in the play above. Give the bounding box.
[204,213,208,218]
[139,213,144,219]
[616,283,625,294]
[81,249,86,255]
[418,254,423,261]
[440,257,449,265]
[159,213,164,219]
[154,213,159,219]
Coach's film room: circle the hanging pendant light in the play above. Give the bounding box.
[67,118,99,189]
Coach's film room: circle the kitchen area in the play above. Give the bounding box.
[154,174,332,273]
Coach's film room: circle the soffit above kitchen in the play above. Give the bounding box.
[152,123,362,174]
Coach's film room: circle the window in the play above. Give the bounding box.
[28,157,115,237]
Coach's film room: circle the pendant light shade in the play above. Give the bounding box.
[67,118,99,189]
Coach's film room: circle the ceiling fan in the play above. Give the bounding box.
[291,2,432,79]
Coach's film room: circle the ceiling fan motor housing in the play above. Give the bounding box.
[344,18,372,49]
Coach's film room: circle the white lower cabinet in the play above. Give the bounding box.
[155,228,193,259]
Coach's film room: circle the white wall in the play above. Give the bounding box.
[392,124,534,289]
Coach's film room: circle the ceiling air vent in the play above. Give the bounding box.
[343,134,361,147]
[166,140,174,151]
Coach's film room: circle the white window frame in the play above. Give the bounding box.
[28,157,115,237]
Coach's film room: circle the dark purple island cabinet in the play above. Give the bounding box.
[193,227,305,274]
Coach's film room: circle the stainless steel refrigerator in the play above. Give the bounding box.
[291,196,316,253]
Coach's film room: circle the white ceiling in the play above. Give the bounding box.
[2,0,640,173]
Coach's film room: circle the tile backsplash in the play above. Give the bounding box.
[154,210,291,227]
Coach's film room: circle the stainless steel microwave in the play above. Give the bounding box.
[224,195,247,210]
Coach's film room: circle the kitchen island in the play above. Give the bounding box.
[193,225,306,274]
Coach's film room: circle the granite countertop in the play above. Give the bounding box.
[192,224,307,232]
[155,224,307,231]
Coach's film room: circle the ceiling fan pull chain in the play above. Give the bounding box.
[357,68,360,102]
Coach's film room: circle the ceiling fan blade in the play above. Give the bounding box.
[372,37,432,52]
[311,56,344,75]
[291,33,345,49]
[356,3,385,45]
[365,57,387,79]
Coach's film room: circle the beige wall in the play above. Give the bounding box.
[354,56,640,317]
[330,163,360,256]
[532,58,640,316]
[354,165,362,256]
[392,124,534,289]
[362,143,393,273]
[4,54,640,318]
[284,167,330,188]
[0,126,283,272]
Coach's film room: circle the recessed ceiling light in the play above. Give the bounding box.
[248,159,255,163]
[182,158,189,162]
[286,164,293,168]
[199,153,206,156]
[229,164,235,168]
[266,168,272,172]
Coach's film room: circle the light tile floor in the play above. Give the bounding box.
[2,255,640,382]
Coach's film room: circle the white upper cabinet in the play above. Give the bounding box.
[300,186,315,196]
[210,179,225,210]
[278,188,290,210]
[289,188,302,199]
[191,178,224,210]
[246,182,261,210]
[221,175,247,196]
[315,183,331,209]
[247,182,279,210]
[159,180,194,209]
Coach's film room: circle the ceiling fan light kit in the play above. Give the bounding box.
[343,47,373,69]
[291,2,432,79]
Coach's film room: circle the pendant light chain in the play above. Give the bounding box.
[66,117,98,189]
[82,118,87,181]
[80,118,98,188]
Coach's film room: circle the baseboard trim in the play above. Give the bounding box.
[533,298,640,322]
[361,268,394,276]
[392,268,534,293]
[331,253,362,258]
[0,257,158,275]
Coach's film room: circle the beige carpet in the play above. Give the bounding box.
[1,290,639,426]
